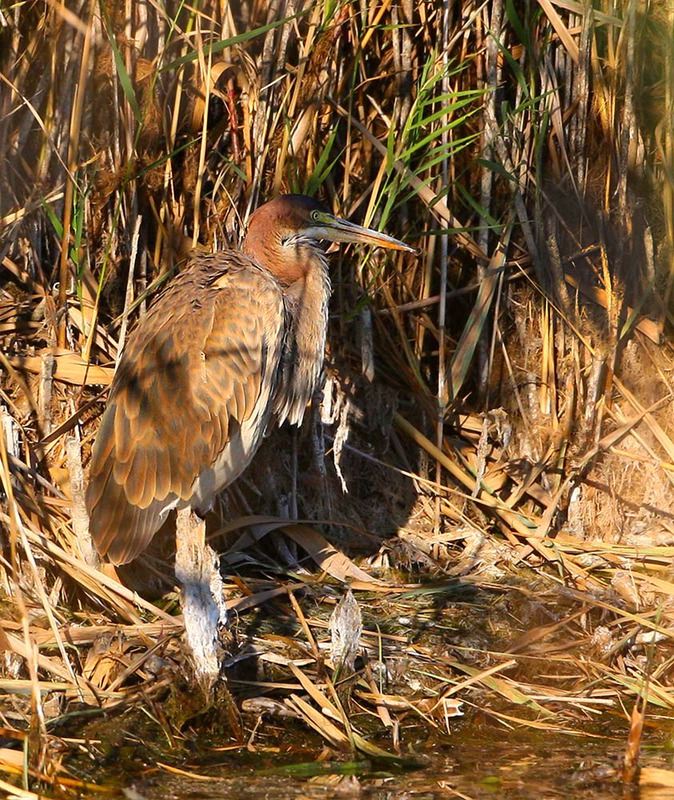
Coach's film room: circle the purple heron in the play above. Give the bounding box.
[85,194,415,676]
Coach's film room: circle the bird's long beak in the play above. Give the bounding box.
[310,211,418,254]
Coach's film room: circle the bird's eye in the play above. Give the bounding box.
[310,210,320,221]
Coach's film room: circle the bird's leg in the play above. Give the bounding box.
[174,507,227,684]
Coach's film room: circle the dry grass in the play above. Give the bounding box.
[2,0,674,794]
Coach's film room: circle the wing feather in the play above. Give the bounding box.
[86,252,286,564]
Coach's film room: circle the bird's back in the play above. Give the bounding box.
[86,251,287,565]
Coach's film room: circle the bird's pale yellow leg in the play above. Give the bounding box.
[174,507,227,683]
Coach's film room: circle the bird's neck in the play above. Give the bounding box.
[283,250,330,325]
[243,226,333,286]
[242,233,296,284]
[241,232,331,425]
[275,252,331,427]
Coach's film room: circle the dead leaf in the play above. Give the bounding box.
[10,348,113,386]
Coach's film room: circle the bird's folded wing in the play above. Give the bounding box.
[86,254,286,565]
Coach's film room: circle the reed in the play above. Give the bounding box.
[1,0,673,792]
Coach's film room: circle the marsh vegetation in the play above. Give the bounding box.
[1,1,674,796]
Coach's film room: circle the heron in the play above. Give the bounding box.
[85,194,415,679]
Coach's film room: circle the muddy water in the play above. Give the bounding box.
[79,722,674,799]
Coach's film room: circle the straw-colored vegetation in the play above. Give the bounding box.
[2,0,674,794]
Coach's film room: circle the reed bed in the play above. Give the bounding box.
[1,0,674,794]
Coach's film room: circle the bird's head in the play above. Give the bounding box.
[243,194,416,284]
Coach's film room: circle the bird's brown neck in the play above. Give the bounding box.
[240,205,331,425]
[270,247,331,427]
[242,231,314,286]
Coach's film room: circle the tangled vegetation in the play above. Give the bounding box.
[1,0,674,795]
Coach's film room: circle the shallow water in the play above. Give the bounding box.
[93,724,674,800]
